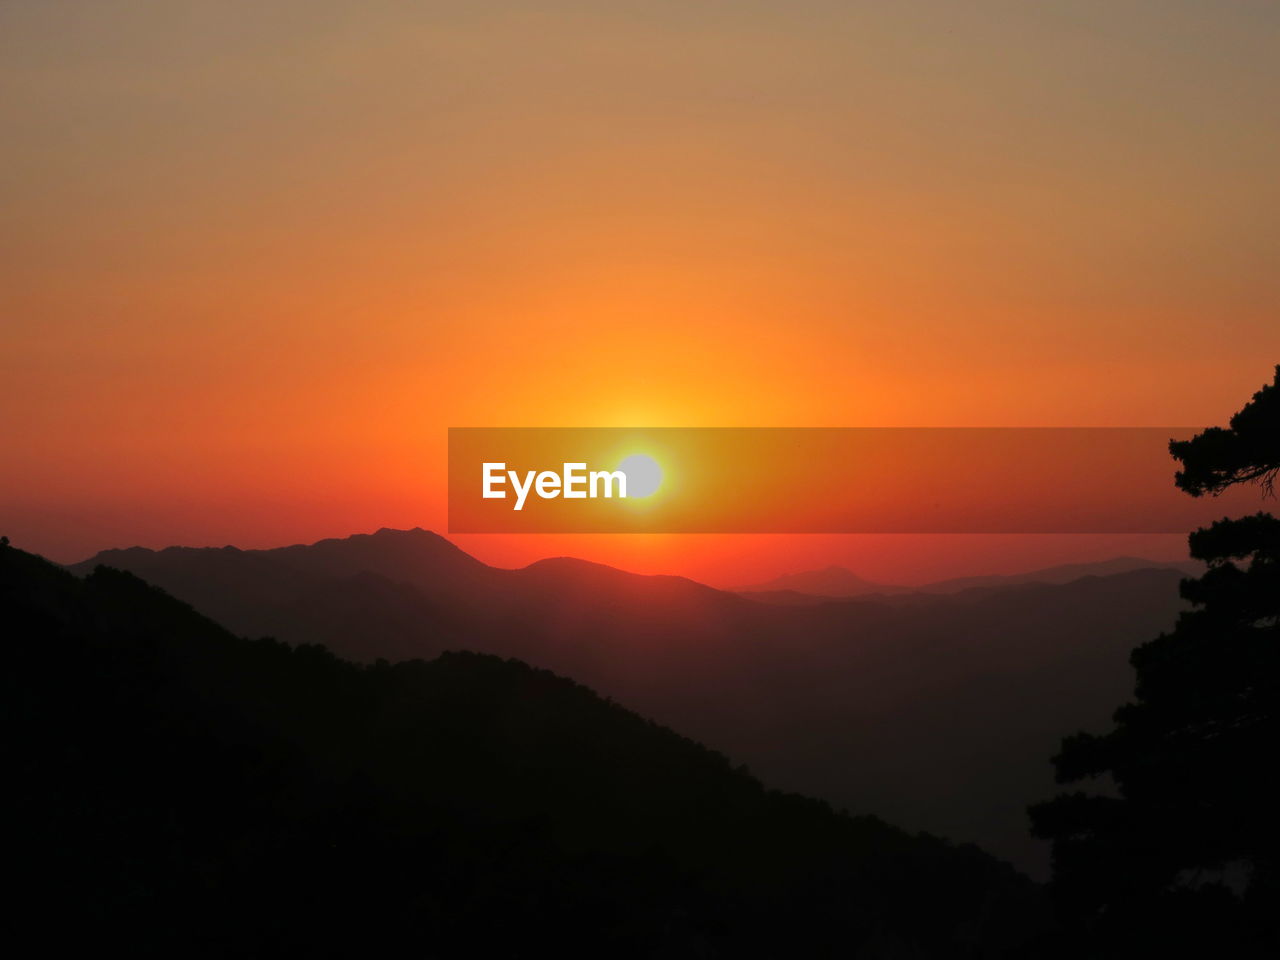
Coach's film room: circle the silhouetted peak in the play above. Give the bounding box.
[521,556,623,576]
[518,556,740,604]
[367,525,434,540]
[77,544,159,565]
[74,542,250,569]
[295,527,474,556]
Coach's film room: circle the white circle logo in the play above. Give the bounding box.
[617,454,663,498]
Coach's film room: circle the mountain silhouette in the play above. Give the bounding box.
[734,564,910,598]
[6,540,1050,957]
[914,556,1199,595]
[70,527,1189,876]
[736,556,1198,600]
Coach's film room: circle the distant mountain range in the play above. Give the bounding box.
[735,557,1199,602]
[70,528,1190,877]
[735,564,910,599]
[9,542,1047,955]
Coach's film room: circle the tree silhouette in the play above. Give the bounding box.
[1171,364,1280,497]
[1030,366,1280,956]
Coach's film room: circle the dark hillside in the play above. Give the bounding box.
[5,543,1049,957]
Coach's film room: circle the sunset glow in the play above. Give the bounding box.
[3,2,1278,582]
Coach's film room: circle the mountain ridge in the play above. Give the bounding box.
[75,526,1193,602]
[67,527,1188,877]
[9,541,1050,955]
[733,555,1199,600]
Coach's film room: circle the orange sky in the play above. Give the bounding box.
[3,2,1278,583]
